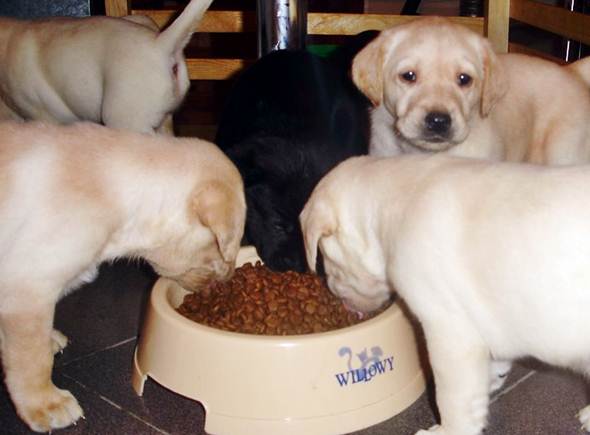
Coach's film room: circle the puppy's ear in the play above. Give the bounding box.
[480,41,508,117]
[352,29,390,106]
[190,180,245,263]
[299,200,336,273]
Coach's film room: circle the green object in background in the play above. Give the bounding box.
[307,44,339,57]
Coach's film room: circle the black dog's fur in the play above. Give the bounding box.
[215,32,377,272]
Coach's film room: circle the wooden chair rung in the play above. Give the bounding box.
[186,58,253,81]
[510,0,590,47]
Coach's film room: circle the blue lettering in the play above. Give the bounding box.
[385,356,394,371]
[356,367,368,382]
[373,360,387,374]
[334,355,395,387]
[368,364,377,379]
[354,368,366,383]
[335,372,351,386]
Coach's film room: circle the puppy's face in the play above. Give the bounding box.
[300,188,390,313]
[320,237,391,313]
[145,179,246,291]
[353,17,507,152]
[245,183,308,272]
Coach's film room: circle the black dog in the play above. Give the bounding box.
[215,31,377,272]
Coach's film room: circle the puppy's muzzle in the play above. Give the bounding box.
[423,111,452,141]
[172,262,234,292]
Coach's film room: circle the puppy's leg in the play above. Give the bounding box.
[489,359,512,393]
[415,323,491,435]
[578,405,590,432]
[0,302,83,432]
[577,365,590,432]
[536,125,588,165]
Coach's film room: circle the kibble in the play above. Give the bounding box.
[176,261,391,335]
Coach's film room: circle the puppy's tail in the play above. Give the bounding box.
[568,56,590,88]
[157,0,214,53]
[299,199,336,273]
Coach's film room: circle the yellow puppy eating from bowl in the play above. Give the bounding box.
[0,121,245,432]
[352,16,590,164]
[301,153,590,435]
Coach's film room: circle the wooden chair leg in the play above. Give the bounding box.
[105,0,130,17]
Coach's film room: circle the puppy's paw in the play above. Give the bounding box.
[578,405,590,431]
[489,360,512,393]
[415,425,447,435]
[51,329,68,354]
[18,386,84,432]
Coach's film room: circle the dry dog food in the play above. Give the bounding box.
[177,262,391,335]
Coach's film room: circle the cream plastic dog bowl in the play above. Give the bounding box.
[132,246,426,435]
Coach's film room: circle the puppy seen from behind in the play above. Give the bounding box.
[0,121,245,432]
[215,31,378,272]
[352,16,590,165]
[0,0,214,134]
[301,153,590,435]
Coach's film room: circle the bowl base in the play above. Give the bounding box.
[133,347,425,435]
[204,371,425,435]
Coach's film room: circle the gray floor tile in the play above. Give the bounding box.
[0,372,163,435]
[486,364,588,435]
[59,341,206,434]
[349,385,437,434]
[53,260,157,366]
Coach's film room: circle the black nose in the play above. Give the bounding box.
[424,111,451,135]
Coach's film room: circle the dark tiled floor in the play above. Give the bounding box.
[1,260,588,434]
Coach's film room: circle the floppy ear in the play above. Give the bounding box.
[480,41,508,117]
[351,29,392,106]
[190,180,245,263]
[299,200,336,273]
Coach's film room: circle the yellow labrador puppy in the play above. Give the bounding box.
[301,154,590,435]
[353,17,590,164]
[0,0,213,134]
[0,122,245,432]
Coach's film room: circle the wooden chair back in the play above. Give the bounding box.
[103,0,589,136]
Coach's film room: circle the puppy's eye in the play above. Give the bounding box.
[172,63,179,77]
[457,73,472,87]
[400,71,417,83]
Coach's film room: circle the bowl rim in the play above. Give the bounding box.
[151,276,401,344]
